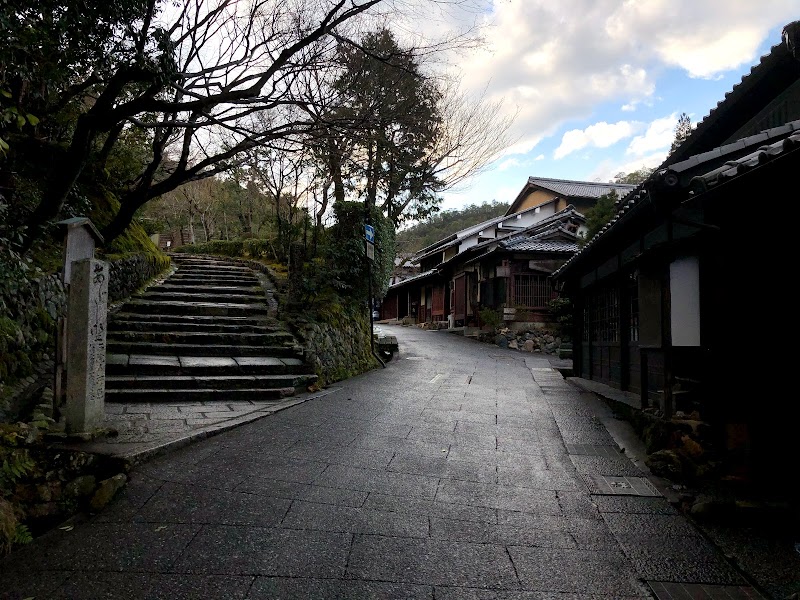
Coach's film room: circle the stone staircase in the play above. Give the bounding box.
[105,255,316,403]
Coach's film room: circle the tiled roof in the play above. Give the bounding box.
[502,239,578,253]
[527,177,635,199]
[413,202,545,261]
[690,130,800,191]
[555,123,800,279]
[467,206,584,255]
[663,21,800,166]
[386,268,439,290]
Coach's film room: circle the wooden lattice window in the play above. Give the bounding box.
[628,272,639,342]
[588,286,619,342]
[511,274,553,309]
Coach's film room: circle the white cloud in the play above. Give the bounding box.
[534,154,545,161]
[554,120,644,159]
[497,157,521,171]
[587,151,671,183]
[604,0,798,79]
[442,0,794,154]
[626,114,679,156]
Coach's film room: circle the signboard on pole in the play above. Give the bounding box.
[364,224,375,243]
[366,240,375,261]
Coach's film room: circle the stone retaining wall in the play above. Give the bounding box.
[1,253,170,421]
[292,307,378,387]
[107,252,171,303]
[484,327,563,354]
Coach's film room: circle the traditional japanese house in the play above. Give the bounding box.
[554,21,800,481]
[378,175,633,327]
[443,206,586,327]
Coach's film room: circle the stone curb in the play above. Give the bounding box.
[56,387,341,468]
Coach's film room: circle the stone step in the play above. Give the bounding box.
[107,330,294,345]
[106,373,313,390]
[149,284,264,296]
[110,313,273,327]
[141,291,266,304]
[171,259,250,266]
[106,340,300,357]
[171,257,244,266]
[166,275,260,285]
[108,319,278,334]
[122,299,270,317]
[105,387,297,403]
[175,266,253,276]
[106,355,309,376]
[105,255,314,404]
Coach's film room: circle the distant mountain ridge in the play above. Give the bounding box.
[395,201,510,256]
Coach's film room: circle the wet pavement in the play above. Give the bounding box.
[0,325,766,599]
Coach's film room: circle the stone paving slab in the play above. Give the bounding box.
[57,389,337,464]
[171,525,351,577]
[507,546,645,595]
[347,535,520,589]
[250,577,434,599]
[618,535,746,584]
[0,324,757,598]
[647,581,767,600]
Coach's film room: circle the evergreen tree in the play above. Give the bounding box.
[670,112,692,154]
[582,191,618,244]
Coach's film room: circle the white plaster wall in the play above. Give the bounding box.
[460,236,479,250]
[670,256,701,346]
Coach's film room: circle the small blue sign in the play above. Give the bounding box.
[365,224,375,243]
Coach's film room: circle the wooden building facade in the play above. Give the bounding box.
[555,22,800,481]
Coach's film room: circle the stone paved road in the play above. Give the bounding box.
[0,326,752,599]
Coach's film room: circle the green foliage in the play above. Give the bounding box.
[479,307,502,331]
[12,523,32,545]
[612,167,653,185]
[548,296,573,333]
[581,191,618,245]
[0,425,36,554]
[174,238,279,262]
[0,450,35,490]
[89,189,162,256]
[331,28,444,225]
[396,201,509,254]
[327,201,395,299]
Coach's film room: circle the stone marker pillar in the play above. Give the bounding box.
[64,258,109,433]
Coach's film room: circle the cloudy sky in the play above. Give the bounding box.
[430,0,798,211]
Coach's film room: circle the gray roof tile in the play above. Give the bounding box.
[502,239,578,253]
[527,177,635,199]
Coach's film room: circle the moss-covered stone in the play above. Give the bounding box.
[89,474,127,512]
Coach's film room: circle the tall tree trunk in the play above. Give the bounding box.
[21,115,95,251]
[328,138,345,204]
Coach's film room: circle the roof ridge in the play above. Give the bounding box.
[528,176,636,188]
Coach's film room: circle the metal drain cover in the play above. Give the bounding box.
[582,474,661,497]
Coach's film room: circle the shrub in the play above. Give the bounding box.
[479,307,502,331]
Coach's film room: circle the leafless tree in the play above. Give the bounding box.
[21,0,393,250]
